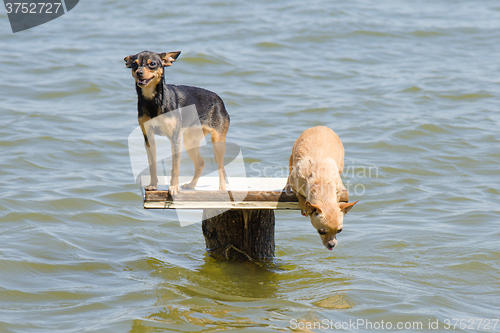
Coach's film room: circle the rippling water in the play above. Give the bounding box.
[1,0,500,332]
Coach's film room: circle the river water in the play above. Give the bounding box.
[1,0,499,332]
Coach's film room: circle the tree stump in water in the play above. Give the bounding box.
[202,209,275,261]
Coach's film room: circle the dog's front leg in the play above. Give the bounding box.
[169,133,182,196]
[143,132,158,191]
[296,192,308,216]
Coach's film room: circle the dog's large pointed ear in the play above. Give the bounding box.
[159,51,181,67]
[124,54,137,68]
[305,201,322,215]
[339,200,359,214]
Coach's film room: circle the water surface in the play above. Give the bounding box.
[0,0,499,332]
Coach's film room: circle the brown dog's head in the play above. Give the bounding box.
[124,50,180,98]
[306,200,358,250]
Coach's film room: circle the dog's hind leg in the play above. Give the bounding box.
[169,132,182,196]
[211,130,227,191]
[182,127,206,189]
[284,154,294,193]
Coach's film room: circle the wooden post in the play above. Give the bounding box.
[202,209,275,260]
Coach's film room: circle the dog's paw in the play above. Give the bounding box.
[169,184,180,196]
[145,185,157,191]
[181,183,196,190]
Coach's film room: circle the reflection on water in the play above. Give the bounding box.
[132,258,284,331]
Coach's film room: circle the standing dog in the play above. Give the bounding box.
[124,50,230,195]
[285,126,358,250]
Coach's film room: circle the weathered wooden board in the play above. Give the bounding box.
[142,177,348,210]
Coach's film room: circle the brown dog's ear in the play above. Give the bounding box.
[124,55,137,68]
[305,201,322,215]
[339,200,359,214]
[159,51,181,67]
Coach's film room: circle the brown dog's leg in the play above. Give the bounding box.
[284,154,294,193]
[296,192,308,216]
[182,128,206,189]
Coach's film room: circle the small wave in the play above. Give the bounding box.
[181,54,230,66]
[255,42,286,49]
[410,30,449,37]
[437,92,494,101]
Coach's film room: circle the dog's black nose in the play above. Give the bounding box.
[136,69,143,76]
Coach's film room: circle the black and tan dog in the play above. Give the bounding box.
[124,50,230,195]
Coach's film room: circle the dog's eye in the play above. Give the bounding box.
[318,229,327,236]
[149,62,157,68]
[337,228,343,233]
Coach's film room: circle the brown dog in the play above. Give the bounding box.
[285,126,358,250]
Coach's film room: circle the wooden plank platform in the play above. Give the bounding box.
[142,177,348,210]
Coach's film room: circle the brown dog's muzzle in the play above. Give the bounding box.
[326,238,337,250]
